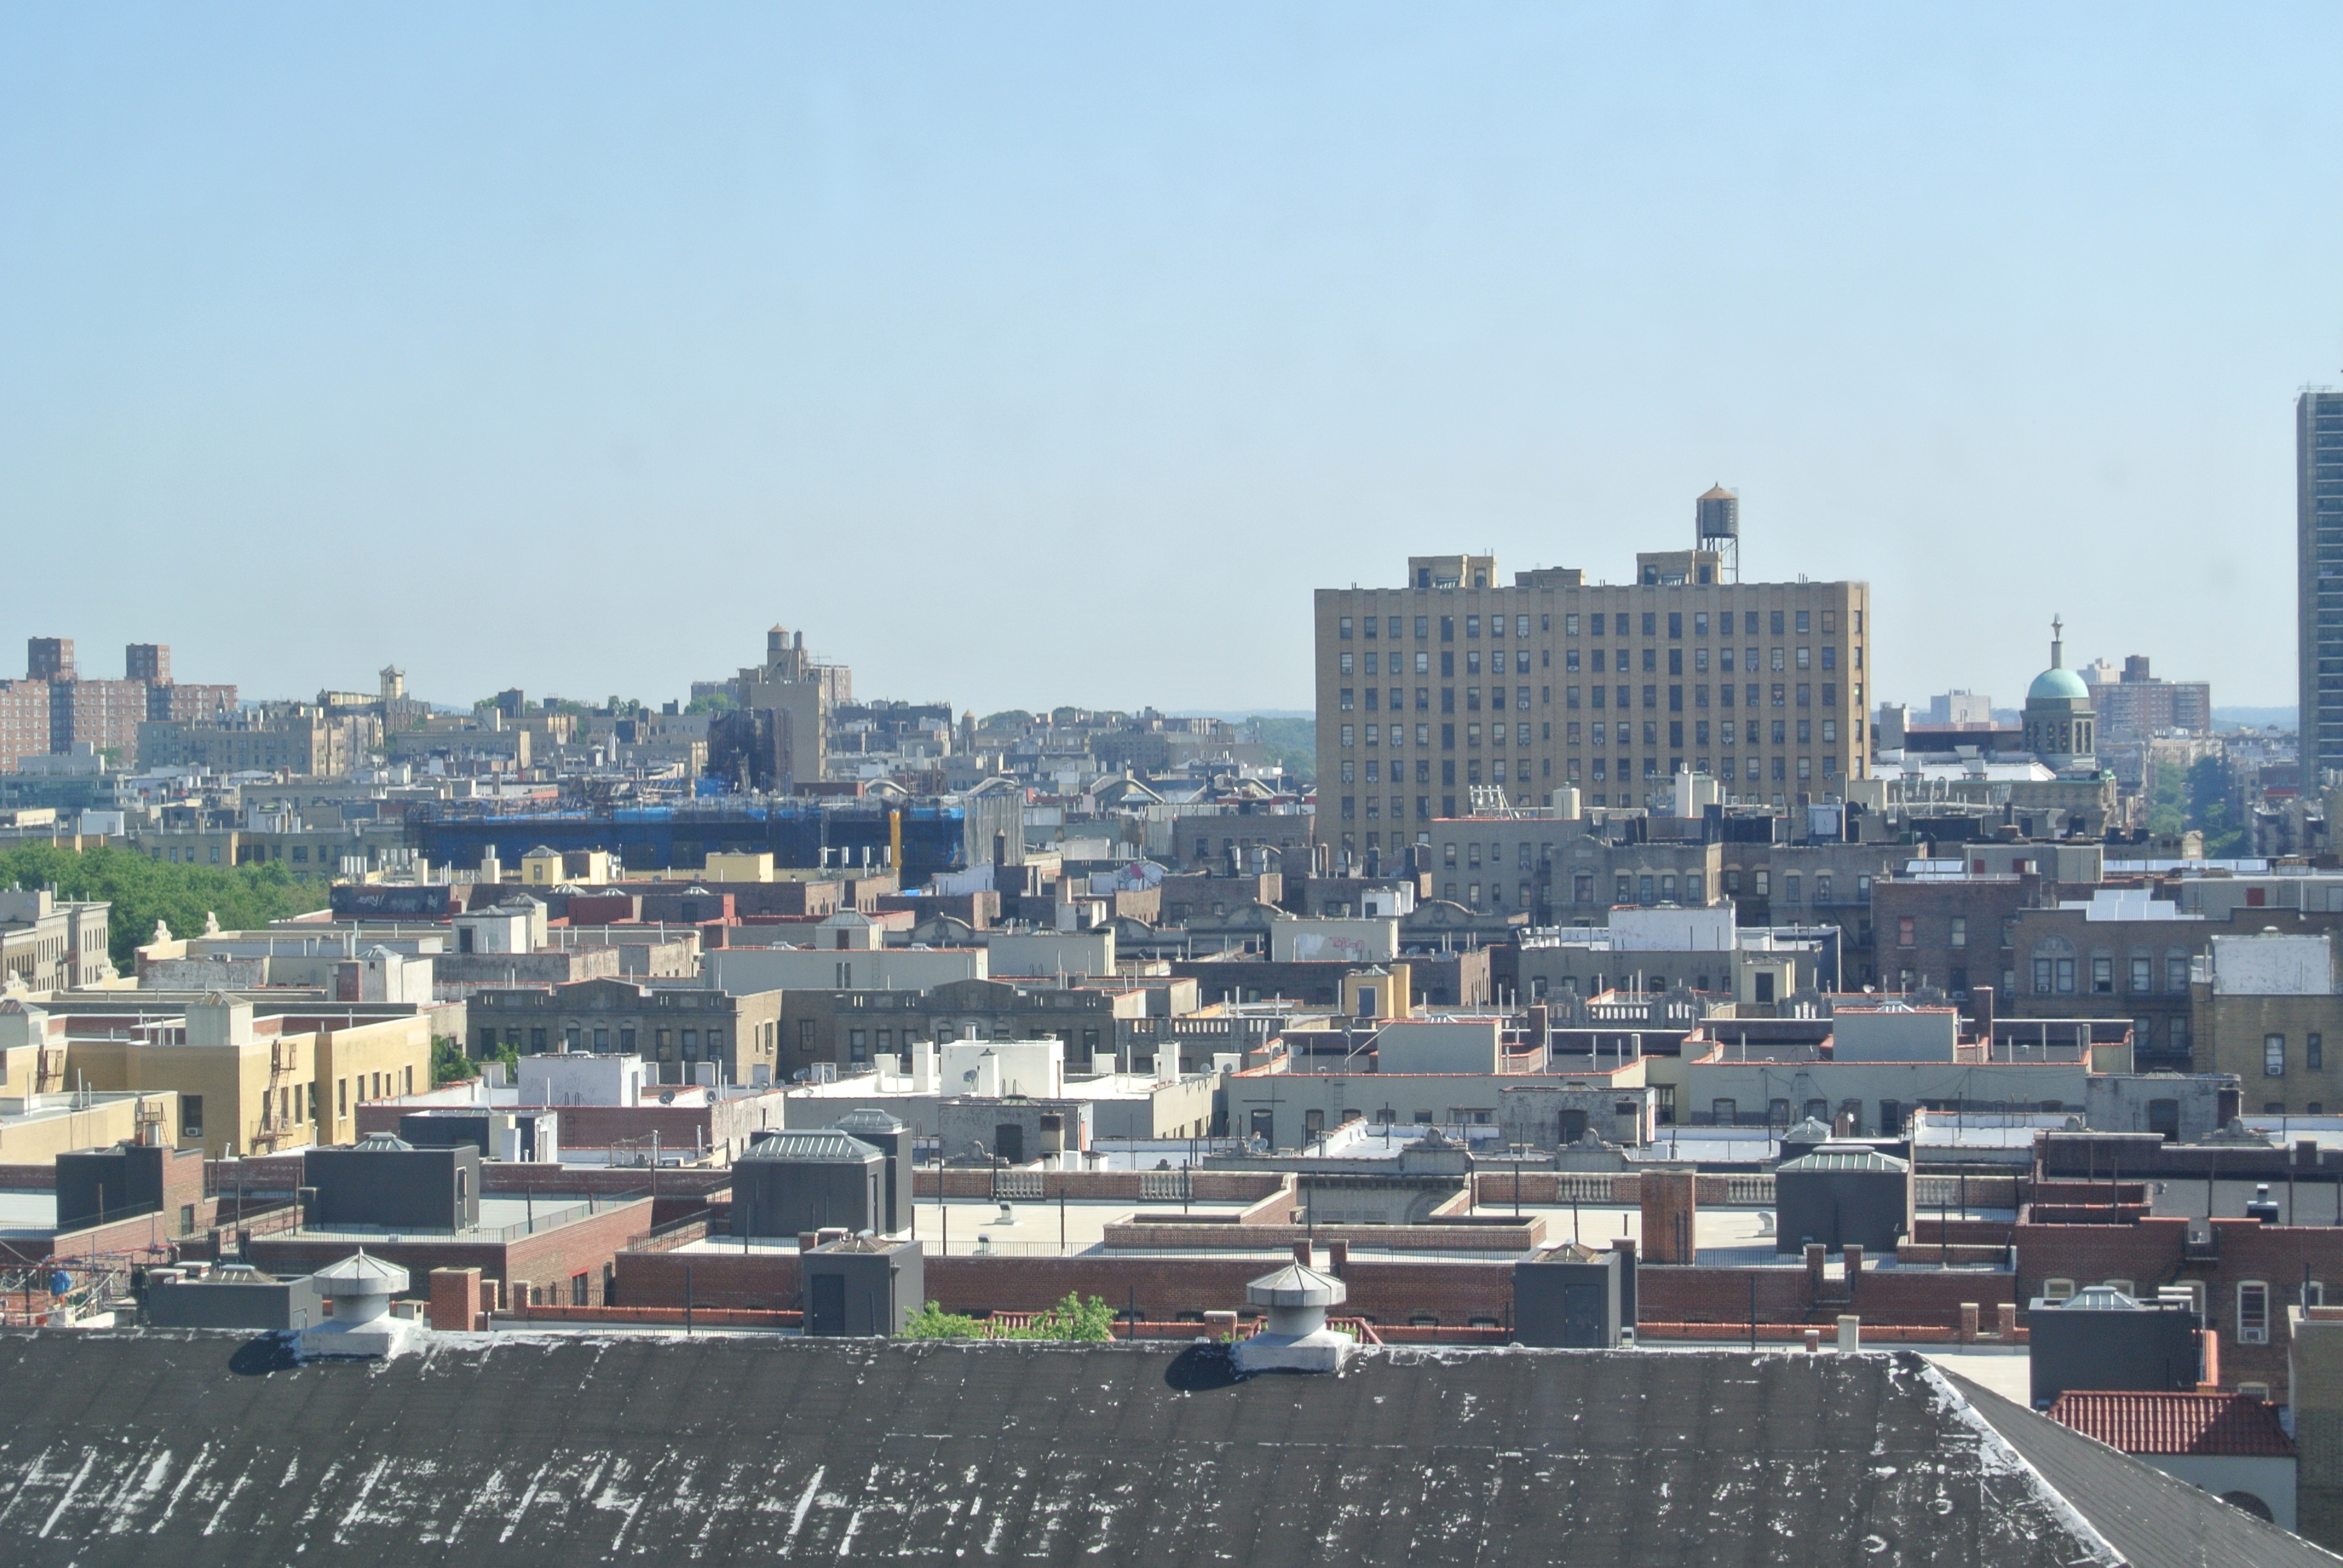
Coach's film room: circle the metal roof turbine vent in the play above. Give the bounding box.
[1235,1263,1354,1374]
[299,1249,420,1361]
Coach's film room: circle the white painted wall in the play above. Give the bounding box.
[1270,918,1398,963]
[2210,933,2333,996]
[517,1053,645,1107]
[704,946,986,993]
[1608,906,1736,952]
[2139,1453,2295,1534]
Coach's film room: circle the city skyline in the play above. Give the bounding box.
[4,7,2339,711]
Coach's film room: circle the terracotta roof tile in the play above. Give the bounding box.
[2048,1391,2295,1457]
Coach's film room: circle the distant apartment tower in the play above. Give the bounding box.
[707,625,851,792]
[2085,655,2212,742]
[3,638,236,772]
[2302,389,2343,774]
[26,638,73,682]
[124,643,169,683]
[1314,493,1872,856]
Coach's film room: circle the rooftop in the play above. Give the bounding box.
[0,1336,2319,1567]
[2047,1390,2296,1457]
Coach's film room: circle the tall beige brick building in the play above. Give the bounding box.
[1314,511,1871,860]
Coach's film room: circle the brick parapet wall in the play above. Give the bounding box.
[612,1249,1521,1324]
[503,1197,655,1300]
[205,1155,306,1195]
[1098,1218,1541,1253]
[913,1169,1286,1203]
[0,1163,57,1189]
[245,1196,652,1299]
[0,1201,219,1267]
[483,1163,729,1199]
[1910,1218,2015,1247]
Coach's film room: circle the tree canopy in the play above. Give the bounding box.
[0,844,331,972]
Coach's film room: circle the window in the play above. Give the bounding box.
[2313,1033,2325,1071]
[2090,957,2112,994]
[183,1095,203,1138]
[1338,617,1352,639]
[2168,955,2189,991]
[2130,956,2151,992]
[2041,1279,2076,1303]
[1949,916,1966,948]
[2266,1033,2287,1077]
[1710,1099,1737,1125]
[2238,1282,2270,1344]
[1898,917,1916,947]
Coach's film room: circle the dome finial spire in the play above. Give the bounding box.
[2050,616,2064,668]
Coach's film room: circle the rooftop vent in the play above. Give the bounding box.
[1235,1263,1354,1374]
[2061,1285,2145,1312]
[351,1132,415,1153]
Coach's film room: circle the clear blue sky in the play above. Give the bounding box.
[2,5,2334,716]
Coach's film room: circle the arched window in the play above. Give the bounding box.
[2031,937,2076,996]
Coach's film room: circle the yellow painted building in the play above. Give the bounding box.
[0,1091,177,1165]
[59,996,434,1158]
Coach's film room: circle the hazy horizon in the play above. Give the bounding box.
[5,7,2336,716]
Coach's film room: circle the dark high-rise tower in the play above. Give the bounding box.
[26,638,74,682]
[2301,391,2343,775]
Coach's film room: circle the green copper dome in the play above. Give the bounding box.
[2027,666,2089,702]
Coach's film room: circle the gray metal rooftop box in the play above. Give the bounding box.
[2028,1285,2203,1407]
[732,1129,883,1238]
[1774,1142,1912,1255]
[802,1236,923,1336]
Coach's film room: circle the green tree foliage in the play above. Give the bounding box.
[2184,754,2249,858]
[430,1034,475,1085]
[901,1293,1118,1342]
[0,844,330,972]
[902,1302,985,1339]
[1248,717,1316,781]
[684,691,739,717]
[2146,762,2187,837]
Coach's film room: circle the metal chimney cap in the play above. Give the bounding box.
[310,1250,410,1296]
[1245,1263,1346,1310]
